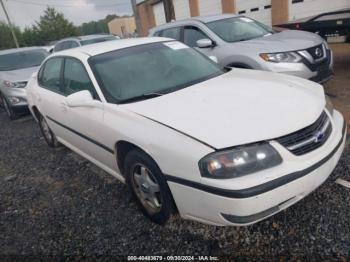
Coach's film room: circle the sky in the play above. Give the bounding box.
[0,0,133,29]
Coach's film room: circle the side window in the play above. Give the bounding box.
[183,26,208,47]
[40,58,63,93]
[161,27,181,40]
[53,42,64,52]
[63,58,97,98]
[71,41,79,48]
[61,41,73,51]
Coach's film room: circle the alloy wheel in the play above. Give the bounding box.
[131,163,162,215]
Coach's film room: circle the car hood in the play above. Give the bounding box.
[0,66,40,82]
[231,30,324,53]
[122,69,325,149]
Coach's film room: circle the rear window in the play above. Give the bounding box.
[0,49,49,71]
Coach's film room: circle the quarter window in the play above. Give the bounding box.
[40,58,63,93]
[63,58,96,97]
[183,26,209,47]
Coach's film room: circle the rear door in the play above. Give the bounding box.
[36,57,72,142]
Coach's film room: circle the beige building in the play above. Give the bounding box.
[108,17,137,37]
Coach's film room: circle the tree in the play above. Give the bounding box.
[79,20,109,35]
[78,14,127,35]
[21,27,39,47]
[0,21,22,50]
[32,7,79,45]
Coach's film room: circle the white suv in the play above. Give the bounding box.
[26,38,346,226]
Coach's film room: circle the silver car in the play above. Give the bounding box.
[149,14,333,83]
[53,34,119,53]
[0,47,49,119]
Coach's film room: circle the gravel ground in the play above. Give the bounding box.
[0,108,350,260]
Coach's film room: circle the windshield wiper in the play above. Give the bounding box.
[119,92,163,104]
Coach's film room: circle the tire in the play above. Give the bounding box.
[124,149,176,224]
[38,113,59,148]
[0,94,17,120]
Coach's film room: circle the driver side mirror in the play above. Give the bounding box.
[196,38,214,48]
[65,90,102,109]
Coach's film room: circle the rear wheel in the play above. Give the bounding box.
[124,150,176,224]
[38,113,59,148]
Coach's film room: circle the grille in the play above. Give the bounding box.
[306,44,325,61]
[276,111,332,156]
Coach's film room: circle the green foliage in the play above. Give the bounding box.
[79,20,109,35]
[0,21,22,50]
[78,14,123,35]
[32,7,79,45]
[0,7,122,50]
[21,27,39,47]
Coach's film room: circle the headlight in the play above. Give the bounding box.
[199,143,282,179]
[3,80,27,88]
[325,95,334,116]
[260,52,302,63]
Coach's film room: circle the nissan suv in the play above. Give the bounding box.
[149,14,333,83]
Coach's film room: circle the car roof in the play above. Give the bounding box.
[150,14,239,32]
[51,37,172,57]
[0,46,47,55]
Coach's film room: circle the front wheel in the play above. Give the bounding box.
[38,113,59,148]
[0,94,17,120]
[124,150,176,224]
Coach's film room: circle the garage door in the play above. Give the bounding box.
[153,2,166,26]
[198,0,222,16]
[236,0,272,26]
[173,0,191,20]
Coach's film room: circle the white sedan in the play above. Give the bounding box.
[26,37,346,226]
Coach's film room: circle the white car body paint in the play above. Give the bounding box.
[26,38,346,226]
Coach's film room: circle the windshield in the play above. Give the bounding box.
[0,49,49,71]
[207,17,274,43]
[80,36,117,46]
[89,41,223,104]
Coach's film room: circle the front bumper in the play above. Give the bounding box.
[167,111,346,226]
[260,48,334,84]
[1,87,28,108]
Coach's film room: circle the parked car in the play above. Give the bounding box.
[26,38,346,226]
[149,14,334,84]
[53,34,120,53]
[0,47,50,119]
[42,40,58,53]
